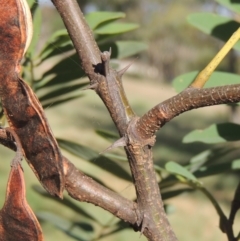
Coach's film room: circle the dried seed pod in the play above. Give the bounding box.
[0,0,65,197]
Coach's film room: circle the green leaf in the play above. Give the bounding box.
[188,150,212,173]
[194,159,240,178]
[37,212,71,230]
[58,139,132,182]
[85,11,125,30]
[162,188,194,200]
[232,159,240,169]
[187,13,240,51]
[37,212,94,241]
[183,123,240,144]
[36,53,84,90]
[95,129,118,142]
[165,161,198,182]
[27,1,42,56]
[27,0,36,8]
[103,153,128,162]
[215,0,240,15]
[33,185,98,222]
[39,30,72,61]
[100,41,147,59]
[172,71,240,92]
[42,94,83,109]
[39,83,86,102]
[95,22,139,35]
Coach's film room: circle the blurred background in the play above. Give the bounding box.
[0,0,239,240]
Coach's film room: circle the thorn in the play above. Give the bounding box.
[117,63,132,78]
[117,57,138,78]
[99,137,126,155]
[82,83,98,91]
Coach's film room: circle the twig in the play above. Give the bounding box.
[135,84,240,139]
[191,28,240,88]
[0,130,138,226]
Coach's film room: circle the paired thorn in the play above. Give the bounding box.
[99,137,126,155]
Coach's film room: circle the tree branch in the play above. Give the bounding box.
[51,0,101,80]
[0,128,178,240]
[135,85,240,139]
[51,1,178,240]
[0,129,137,225]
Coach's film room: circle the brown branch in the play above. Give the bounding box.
[50,1,178,240]
[0,129,177,240]
[51,0,101,80]
[135,85,240,139]
[229,182,240,225]
[0,129,137,225]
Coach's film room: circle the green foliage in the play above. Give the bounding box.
[173,71,240,92]
[183,123,240,144]
[24,3,147,109]
[187,13,240,51]
[165,161,198,182]
[168,1,240,239]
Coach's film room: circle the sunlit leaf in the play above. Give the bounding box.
[165,161,198,181]
[42,94,83,109]
[183,123,240,144]
[232,159,240,169]
[194,159,240,178]
[172,71,240,92]
[188,150,212,173]
[39,83,86,102]
[95,22,139,35]
[187,13,240,51]
[27,0,41,56]
[39,30,72,61]
[95,129,118,142]
[215,0,240,14]
[37,212,94,240]
[162,188,194,200]
[86,11,125,30]
[103,153,128,162]
[42,52,81,77]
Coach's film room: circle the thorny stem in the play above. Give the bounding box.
[51,0,101,81]
[49,1,240,240]
[191,27,240,88]
[136,85,240,139]
[51,1,178,240]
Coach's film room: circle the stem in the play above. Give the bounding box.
[51,0,101,80]
[191,27,240,88]
[199,187,226,220]
[136,84,240,139]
